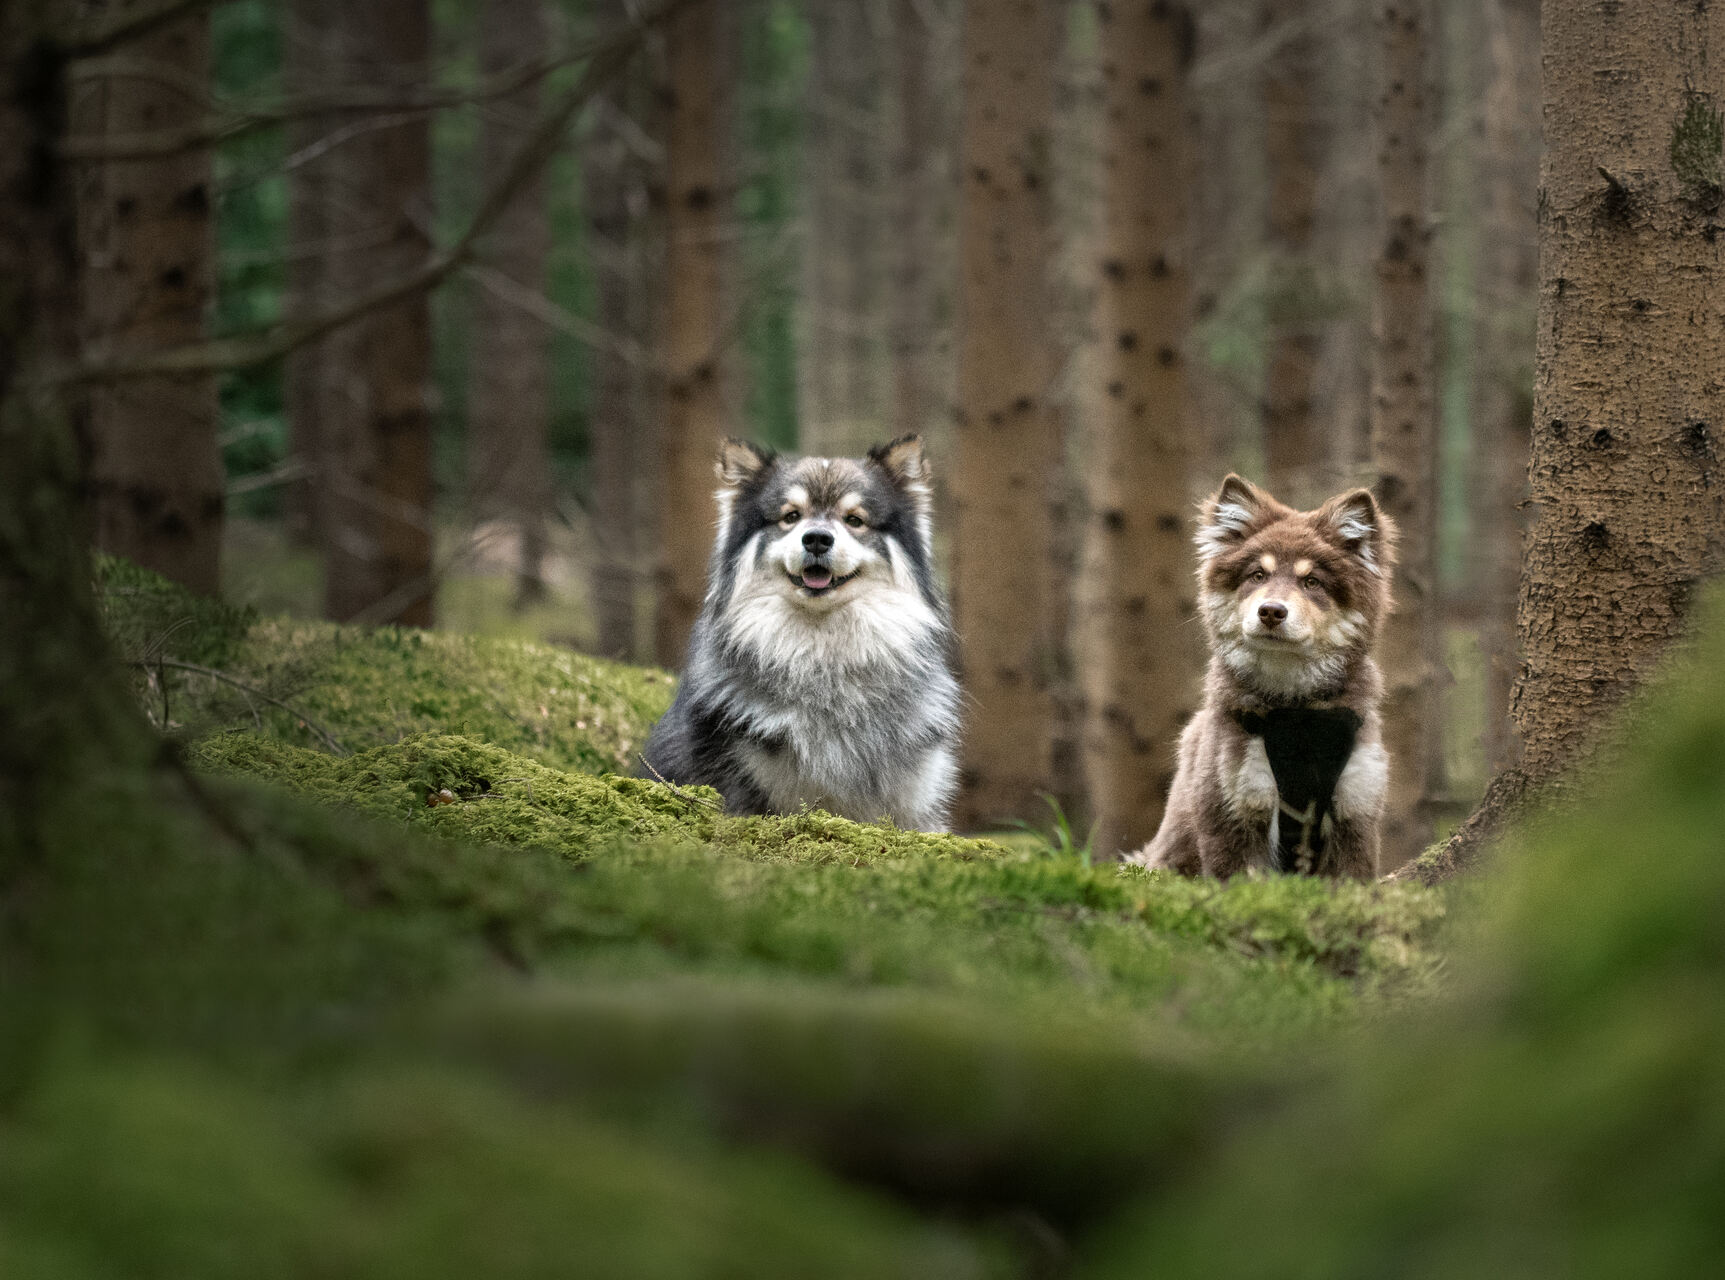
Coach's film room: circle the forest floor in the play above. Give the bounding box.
[6,560,1722,1277]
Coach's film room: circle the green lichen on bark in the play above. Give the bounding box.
[1670,90,1724,203]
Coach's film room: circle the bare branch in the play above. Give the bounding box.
[639,756,724,812]
[60,40,617,162]
[464,263,660,372]
[132,659,349,757]
[62,0,223,60]
[55,0,691,387]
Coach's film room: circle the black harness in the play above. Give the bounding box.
[1232,706,1362,874]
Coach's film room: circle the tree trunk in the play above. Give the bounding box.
[469,0,553,610]
[1074,1,1200,855]
[586,0,642,660]
[1,1,165,886]
[1515,0,1725,780]
[321,0,436,628]
[1470,0,1537,776]
[795,0,839,453]
[282,0,335,549]
[1407,0,1725,883]
[797,0,884,456]
[890,0,935,443]
[1369,0,1441,869]
[654,0,731,668]
[1260,0,1326,504]
[1189,0,1264,483]
[952,0,1061,830]
[72,0,222,595]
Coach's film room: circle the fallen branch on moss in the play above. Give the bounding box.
[639,754,723,812]
[130,658,348,756]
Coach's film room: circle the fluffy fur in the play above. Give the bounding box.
[1131,475,1398,879]
[642,435,961,832]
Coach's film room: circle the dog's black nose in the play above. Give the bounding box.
[802,529,834,555]
[1258,600,1288,627]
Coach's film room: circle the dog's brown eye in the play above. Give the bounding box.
[780,510,800,527]
[1302,576,1321,591]
[1248,569,1267,583]
[844,514,867,529]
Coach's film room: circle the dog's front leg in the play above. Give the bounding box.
[1320,818,1380,879]
[1312,741,1386,878]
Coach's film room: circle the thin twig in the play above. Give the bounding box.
[130,658,348,756]
[638,755,723,812]
[61,40,616,161]
[53,0,693,386]
[61,0,221,59]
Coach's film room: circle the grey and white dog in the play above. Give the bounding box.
[642,435,961,832]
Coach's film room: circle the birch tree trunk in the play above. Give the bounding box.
[72,0,223,595]
[1470,0,1538,776]
[1369,0,1441,869]
[654,0,731,667]
[469,0,553,609]
[952,0,1061,829]
[321,0,436,627]
[1076,0,1200,855]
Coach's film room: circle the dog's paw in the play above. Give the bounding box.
[1333,741,1389,820]
[1225,736,1279,817]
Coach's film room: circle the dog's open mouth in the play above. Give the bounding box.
[791,566,860,595]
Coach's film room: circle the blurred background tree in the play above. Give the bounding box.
[47,0,1623,868]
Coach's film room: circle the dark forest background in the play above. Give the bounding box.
[88,0,1541,869]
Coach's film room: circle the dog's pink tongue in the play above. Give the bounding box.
[802,567,833,590]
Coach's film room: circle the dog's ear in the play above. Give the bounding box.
[867,435,932,496]
[1195,474,1269,562]
[1316,487,1397,574]
[867,435,934,550]
[715,438,774,489]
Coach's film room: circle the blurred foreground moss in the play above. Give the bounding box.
[0,1057,998,1279]
[1084,600,1725,1277]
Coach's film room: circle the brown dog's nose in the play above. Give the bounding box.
[1258,600,1288,627]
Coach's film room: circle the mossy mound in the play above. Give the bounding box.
[98,557,672,773]
[190,732,713,857]
[97,554,256,670]
[188,731,1446,1032]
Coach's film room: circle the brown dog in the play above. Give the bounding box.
[1133,475,1397,879]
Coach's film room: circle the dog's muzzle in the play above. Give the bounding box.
[791,555,858,595]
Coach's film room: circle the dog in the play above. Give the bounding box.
[1132,475,1397,879]
[641,435,961,832]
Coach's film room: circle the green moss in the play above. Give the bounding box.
[96,554,256,670]
[436,977,1221,1230]
[189,732,709,857]
[186,732,1445,1031]
[1671,90,1724,202]
[234,618,673,771]
[0,1056,999,1279]
[97,556,673,772]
